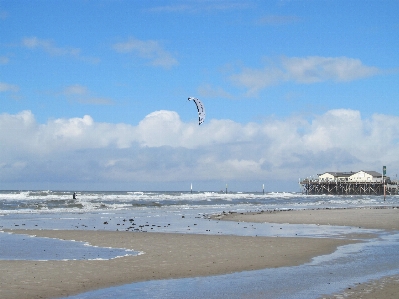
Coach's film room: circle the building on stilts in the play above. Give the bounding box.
[300,170,398,195]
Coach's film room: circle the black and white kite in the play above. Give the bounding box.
[188,97,205,125]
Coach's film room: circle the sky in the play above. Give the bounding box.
[1,0,399,192]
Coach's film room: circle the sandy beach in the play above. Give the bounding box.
[1,207,399,299]
[0,230,353,299]
[216,207,399,299]
[215,206,399,230]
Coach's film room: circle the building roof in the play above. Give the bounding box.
[358,170,382,177]
[319,171,382,178]
[318,172,355,177]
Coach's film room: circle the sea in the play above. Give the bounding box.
[1,190,399,298]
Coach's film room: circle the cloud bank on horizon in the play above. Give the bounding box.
[1,1,398,191]
[2,108,399,191]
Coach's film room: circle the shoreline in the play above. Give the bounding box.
[1,206,399,298]
[322,275,399,299]
[215,206,399,299]
[1,230,355,299]
[213,206,399,230]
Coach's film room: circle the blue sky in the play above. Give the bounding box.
[1,0,399,191]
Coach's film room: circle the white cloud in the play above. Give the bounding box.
[22,37,80,56]
[146,1,252,13]
[0,111,137,158]
[113,37,178,68]
[281,56,380,83]
[78,97,115,105]
[0,82,19,93]
[230,66,285,96]
[62,84,88,96]
[302,109,363,151]
[230,56,381,96]
[137,110,184,147]
[1,109,399,190]
[0,10,8,20]
[61,84,115,105]
[22,37,99,63]
[0,56,9,64]
[256,15,301,25]
[198,84,235,99]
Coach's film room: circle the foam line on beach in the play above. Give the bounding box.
[0,229,357,299]
[0,231,141,261]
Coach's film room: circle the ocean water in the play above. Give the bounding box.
[0,231,140,261]
[1,190,395,213]
[1,190,399,298]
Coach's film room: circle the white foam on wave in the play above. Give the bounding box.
[1,190,397,215]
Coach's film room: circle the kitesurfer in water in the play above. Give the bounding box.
[73,192,76,199]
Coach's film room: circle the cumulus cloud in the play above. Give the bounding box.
[230,56,381,96]
[0,111,137,158]
[113,37,178,68]
[1,109,398,190]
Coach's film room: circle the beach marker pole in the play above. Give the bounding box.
[384,181,386,201]
[383,166,386,201]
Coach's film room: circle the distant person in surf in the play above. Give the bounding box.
[73,192,76,199]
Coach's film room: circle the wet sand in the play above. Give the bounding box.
[1,230,353,299]
[322,275,399,299]
[215,206,399,230]
[216,207,399,298]
[1,207,399,299]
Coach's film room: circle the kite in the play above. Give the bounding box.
[188,97,205,125]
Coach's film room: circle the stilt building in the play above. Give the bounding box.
[300,170,398,195]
